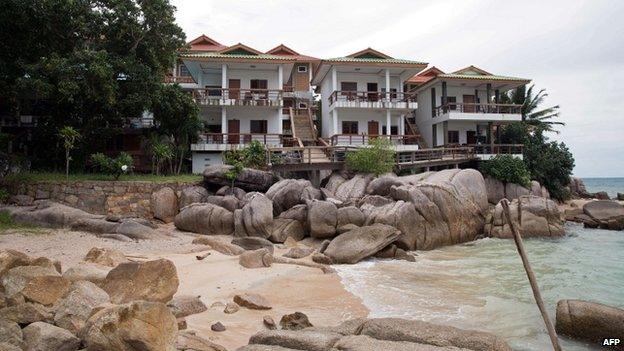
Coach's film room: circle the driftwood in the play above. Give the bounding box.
[501,199,562,351]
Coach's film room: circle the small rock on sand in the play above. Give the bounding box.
[233,293,272,310]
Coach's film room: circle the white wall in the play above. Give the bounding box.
[334,109,401,135]
[192,152,223,173]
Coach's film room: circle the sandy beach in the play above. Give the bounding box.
[0,226,368,350]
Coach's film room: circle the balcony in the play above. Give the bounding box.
[330,134,419,151]
[329,91,417,110]
[192,88,283,107]
[434,102,522,122]
[444,143,524,160]
[164,76,197,84]
[191,133,288,151]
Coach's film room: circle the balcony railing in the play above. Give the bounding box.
[444,143,524,155]
[434,102,522,116]
[164,76,196,84]
[330,134,419,146]
[192,88,283,106]
[396,147,475,165]
[196,133,284,146]
[328,90,417,105]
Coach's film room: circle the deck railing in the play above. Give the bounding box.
[328,90,417,104]
[196,133,283,146]
[434,102,522,116]
[192,88,283,106]
[164,76,196,84]
[330,134,419,146]
[456,144,524,155]
[396,147,475,165]
[266,145,358,166]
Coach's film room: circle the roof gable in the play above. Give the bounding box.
[219,43,263,56]
[187,35,226,52]
[266,44,299,56]
[347,48,393,60]
[452,65,492,76]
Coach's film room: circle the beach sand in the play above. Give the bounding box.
[0,226,369,350]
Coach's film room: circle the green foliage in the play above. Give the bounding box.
[0,188,9,204]
[523,132,575,201]
[58,126,81,179]
[147,135,174,175]
[345,138,396,176]
[90,152,134,180]
[501,85,564,133]
[0,211,43,234]
[223,140,268,170]
[499,122,527,145]
[480,155,531,187]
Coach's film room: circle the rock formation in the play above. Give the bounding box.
[174,203,234,235]
[556,299,624,348]
[485,196,565,238]
[203,165,279,192]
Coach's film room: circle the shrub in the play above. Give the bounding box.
[90,152,134,180]
[523,134,575,201]
[0,188,9,204]
[345,138,395,176]
[223,140,267,170]
[480,154,531,187]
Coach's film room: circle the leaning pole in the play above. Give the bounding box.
[500,199,563,351]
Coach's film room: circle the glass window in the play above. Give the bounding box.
[250,120,268,134]
[447,96,457,110]
[340,82,357,91]
[179,64,190,77]
[447,130,459,144]
[342,121,358,134]
[250,79,268,90]
[297,65,307,73]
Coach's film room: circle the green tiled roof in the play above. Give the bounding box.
[438,73,530,82]
[326,57,427,65]
[179,52,296,61]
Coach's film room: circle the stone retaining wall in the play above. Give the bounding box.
[6,180,201,219]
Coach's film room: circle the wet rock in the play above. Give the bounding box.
[1,266,69,306]
[266,179,321,215]
[324,224,400,264]
[102,258,179,304]
[174,203,234,235]
[263,315,277,330]
[269,218,305,243]
[192,237,245,256]
[203,165,278,192]
[233,293,272,310]
[283,247,314,259]
[22,322,80,351]
[83,247,129,267]
[556,299,624,346]
[53,281,110,334]
[211,322,226,332]
[239,249,274,269]
[224,302,240,314]
[307,200,337,239]
[167,295,207,318]
[486,196,565,238]
[151,187,178,223]
[179,185,209,208]
[279,312,313,330]
[235,193,274,238]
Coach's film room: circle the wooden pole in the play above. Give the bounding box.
[500,199,562,351]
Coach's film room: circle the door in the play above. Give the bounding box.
[228,119,240,144]
[367,83,378,101]
[368,121,379,138]
[463,95,475,113]
[228,79,240,99]
[467,131,477,144]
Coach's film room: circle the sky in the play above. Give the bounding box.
[170,0,624,177]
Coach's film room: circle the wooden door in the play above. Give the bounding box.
[367,83,378,101]
[228,79,240,99]
[368,121,379,138]
[467,131,477,144]
[463,95,475,112]
[228,119,240,144]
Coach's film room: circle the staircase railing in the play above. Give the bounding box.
[404,115,427,148]
[288,107,304,147]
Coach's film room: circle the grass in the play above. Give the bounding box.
[0,211,45,235]
[4,172,203,183]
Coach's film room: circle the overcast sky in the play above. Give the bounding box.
[171,0,624,177]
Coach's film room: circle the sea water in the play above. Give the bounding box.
[583,177,624,198]
[336,222,624,351]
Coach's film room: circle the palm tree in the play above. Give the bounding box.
[503,85,564,133]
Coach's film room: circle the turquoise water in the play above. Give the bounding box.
[582,177,624,198]
[336,222,624,351]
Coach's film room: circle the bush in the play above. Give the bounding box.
[480,154,531,187]
[345,138,395,176]
[223,140,267,170]
[90,152,134,180]
[0,188,9,204]
[523,134,575,201]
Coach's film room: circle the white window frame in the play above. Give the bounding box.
[298,102,308,109]
[297,65,308,73]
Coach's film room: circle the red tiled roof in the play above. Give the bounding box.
[266,44,320,62]
[406,66,444,83]
[187,35,226,52]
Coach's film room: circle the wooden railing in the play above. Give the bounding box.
[396,147,475,164]
[451,144,524,155]
[164,76,196,84]
[328,90,417,104]
[330,134,419,146]
[434,102,522,116]
[196,133,283,145]
[266,146,358,166]
[192,88,283,105]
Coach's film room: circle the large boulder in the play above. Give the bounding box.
[205,195,239,212]
[53,281,110,334]
[151,187,178,223]
[307,200,337,239]
[582,200,624,230]
[83,247,128,267]
[1,266,69,306]
[555,299,624,347]
[485,196,565,238]
[9,201,100,228]
[174,203,234,235]
[102,258,179,304]
[239,248,274,269]
[166,295,208,318]
[248,330,342,351]
[235,193,274,238]
[203,165,278,192]
[22,322,81,351]
[360,200,422,250]
[484,177,505,204]
[277,204,307,223]
[179,185,209,209]
[324,224,401,264]
[269,218,305,243]
[232,237,275,253]
[80,300,177,351]
[336,206,365,228]
[568,177,591,198]
[504,183,530,201]
[0,303,53,324]
[0,249,31,278]
[0,319,23,349]
[365,175,403,196]
[333,174,374,205]
[266,179,321,215]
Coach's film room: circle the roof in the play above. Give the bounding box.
[406,66,445,84]
[179,51,297,62]
[187,35,226,52]
[324,48,427,65]
[412,65,530,92]
[266,44,320,62]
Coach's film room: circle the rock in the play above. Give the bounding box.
[102,258,179,304]
[307,200,337,238]
[0,249,31,278]
[324,224,401,264]
[332,334,469,351]
[556,299,624,347]
[283,237,299,248]
[235,193,274,238]
[151,187,178,223]
[224,302,239,314]
[179,185,209,208]
[9,201,100,228]
[176,330,227,351]
[232,237,275,253]
[1,266,69,306]
[311,253,332,265]
[582,200,624,230]
[365,175,403,196]
[0,303,52,324]
[337,224,360,234]
[504,182,531,200]
[318,240,331,254]
[322,172,347,194]
[203,165,278,192]
[192,237,245,256]
[22,322,80,351]
[0,319,23,349]
[266,179,322,215]
[484,177,505,204]
[115,219,156,240]
[206,195,239,212]
[333,174,373,204]
[263,315,277,330]
[336,206,365,227]
[166,295,207,318]
[216,185,247,200]
[177,317,187,330]
[283,247,314,259]
[80,300,177,351]
[593,191,610,200]
[9,194,34,206]
[248,330,342,351]
[279,312,313,330]
[269,218,305,243]
[375,244,416,262]
[29,257,61,273]
[360,318,511,351]
[618,192,624,201]
[62,263,111,285]
[98,233,133,242]
[357,195,394,208]
[0,342,21,351]
[211,322,226,332]
[360,200,420,250]
[233,293,272,310]
[568,177,591,198]
[239,249,274,269]
[277,204,307,223]
[486,196,565,238]
[83,247,129,267]
[174,203,234,235]
[70,217,120,234]
[53,281,110,334]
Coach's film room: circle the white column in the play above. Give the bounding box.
[332,109,338,136]
[385,69,390,100]
[386,110,391,135]
[277,110,283,134]
[331,67,337,92]
[172,64,177,78]
[221,64,227,99]
[278,64,283,90]
[221,108,227,134]
[400,114,405,135]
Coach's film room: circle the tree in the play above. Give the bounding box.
[151,84,202,174]
[149,139,174,176]
[57,126,81,180]
[90,152,134,180]
[503,85,564,133]
[480,154,531,187]
[345,138,396,175]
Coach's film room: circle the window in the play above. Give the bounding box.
[341,82,357,92]
[179,64,190,77]
[297,65,307,73]
[298,102,308,109]
[205,85,221,96]
[250,120,268,134]
[447,130,459,144]
[250,79,268,90]
[447,96,457,110]
[342,121,358,134]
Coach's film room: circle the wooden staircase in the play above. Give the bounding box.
[404,115,427,148]
[291,108,318,144]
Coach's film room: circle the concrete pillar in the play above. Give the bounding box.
[441,81,448,112]
[385,69,390,100]
[332,109,338,136]
[443,121,448,145]
[399,114,405,135]
[278,65,283,90]
[221,108,228,135]
[277,109,283,134]
[386,110,391,135]
[331,67,337,92]
[221,64,228,99]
